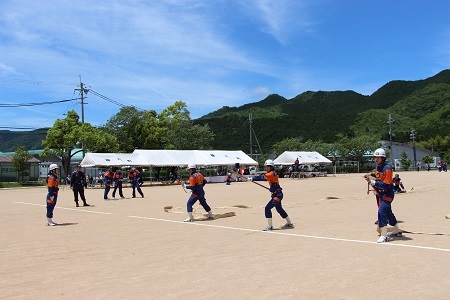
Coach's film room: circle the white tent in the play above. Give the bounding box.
[193,150,257,166]
[133,149,257,167]
[273,151,332,165]
[80,153,145,167]
[132,150,202,167]
[80,150,257,167]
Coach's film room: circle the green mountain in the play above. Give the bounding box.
[0,128,48,153]
[195,69,450,152]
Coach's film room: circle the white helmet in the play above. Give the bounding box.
[373,148,386,157]
[187,163,196,170]
[264,159,275,166]
[49,163,59,171]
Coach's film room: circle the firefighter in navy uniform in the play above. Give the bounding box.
[103,166,114,200]
[128,167,144,198]
[183,164,214,222]
[70,165,90,207]
[262,160,293,231]
[365,148,402,243]
[112,167,125,199]
[46,164,60,226]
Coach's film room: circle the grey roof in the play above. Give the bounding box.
[0,155,41,163]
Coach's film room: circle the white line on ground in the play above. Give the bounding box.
[14,201,113,215]
[128,215,450,253]
[14,200,449,253]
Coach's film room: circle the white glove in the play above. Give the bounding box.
[370,180,376,185]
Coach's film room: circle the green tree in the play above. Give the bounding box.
[336,135,380,171]
[271,138,334,159]
[158,101,195,149]
[103,101,214,151]
[399,150,412,171]
[12,146,33,182]
[100,106,156,152]
[421,155,434,164]
[419,134,450,159]
[272,137,304,154]
[443,149,450,163]
[42,110,118,178]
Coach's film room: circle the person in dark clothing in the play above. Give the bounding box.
[103,166,114,200]
[46,164,60,226]
[70,165,90,207]
[112,167,125,199]
[128,167,144,198]
[183,164,213,222]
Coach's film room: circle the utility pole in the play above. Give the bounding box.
[410,128,417,170]
[74,76,89,158]
[74,75,89,124]
[387,114,395,166]
[248,113,263,160]
[249,113,253,157]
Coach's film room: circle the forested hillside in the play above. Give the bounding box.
[195,69,450,152]
[0,128,48,152]
[1,70,449,154]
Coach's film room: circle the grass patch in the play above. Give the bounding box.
[0,181,46,188]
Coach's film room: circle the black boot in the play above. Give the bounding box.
[83,201,90,207]
[75,201,79,207]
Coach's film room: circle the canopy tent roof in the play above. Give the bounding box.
[132,150,201,167]
[80,153,143,167]
[193,150,258,166]
[80,150,258,167]
[273,151,332,165]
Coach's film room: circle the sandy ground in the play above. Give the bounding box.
[0,171,449,299]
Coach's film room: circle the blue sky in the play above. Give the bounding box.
[1,0,450,130]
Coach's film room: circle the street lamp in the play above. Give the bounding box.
[410,128,417,170]
[387,114,395,166]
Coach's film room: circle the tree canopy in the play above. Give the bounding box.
[101,101,214,151]
[12,146,33,182]
[42,110,118,178]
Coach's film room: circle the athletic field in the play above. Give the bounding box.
[1,171,449,299]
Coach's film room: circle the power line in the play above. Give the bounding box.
[0,98,80,107]
[88,88,145,111]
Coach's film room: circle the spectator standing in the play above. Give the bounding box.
[226,172,233,185]
[294,158,300,172]
[88,174,94,187]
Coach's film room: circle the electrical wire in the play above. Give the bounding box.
[88,88,145,111]
[0,98,79,107]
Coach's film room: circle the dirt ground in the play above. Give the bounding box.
[1,170,449,299]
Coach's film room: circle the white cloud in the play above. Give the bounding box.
[252,86,271,97]
[238,0,317,44]
[0,62,19,75]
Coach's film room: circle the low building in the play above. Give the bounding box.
[0,155,41,182]
[381,140,440,170]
